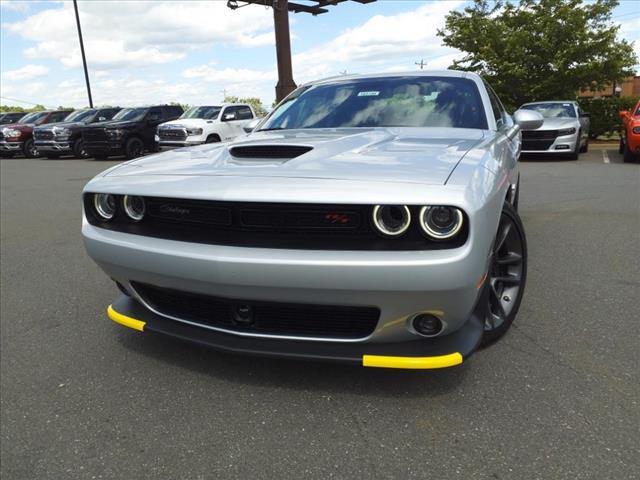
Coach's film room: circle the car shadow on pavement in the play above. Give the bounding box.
[116,329,469,398]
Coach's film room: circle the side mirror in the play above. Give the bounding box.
[243,118,261,133]
[98,116,107,122]
[580,112,590,118]
[223,113,236,121]
[513,109,544,131]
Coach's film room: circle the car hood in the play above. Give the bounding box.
[85,120,137,130]
[106,127,485,185]
[35,121,85,130]
[160,118,216,128]
[533,117,579,131]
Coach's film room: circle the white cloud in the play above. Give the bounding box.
[291,2,463,82]
[183,64,276,84]
[0,0,31,13]
[1,64,49,81]
[5,1,274,71]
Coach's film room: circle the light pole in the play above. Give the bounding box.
[73,0,93,107]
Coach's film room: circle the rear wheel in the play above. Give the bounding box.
[580,135,589,153]
[124,137,145,160]
[481,202,527,346]
[73,138,88,158]
[23,138,39,158]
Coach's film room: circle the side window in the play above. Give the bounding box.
[163,106,181,120]
[50,111,71,122]
[484,82,509,128]
[237,106,254,120]
[100,109,118,121]
[147,108,162,122]
[222,106,240,121]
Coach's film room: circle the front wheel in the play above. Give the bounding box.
[481,202,527,346]
[567,133,580,160]
[23,138,39,158]
[73,138,88,158]
[618,137,625,154]
[623,142,637,163]
[580,136,589,153]
[124,137,145,160]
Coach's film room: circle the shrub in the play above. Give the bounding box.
[578,96,640,138]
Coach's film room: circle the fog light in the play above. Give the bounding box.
[412,314,443,337]
[555,145,570,150]
[123,195,145,221]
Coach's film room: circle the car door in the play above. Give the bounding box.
[143,108,164,146]
[220,106,244,140]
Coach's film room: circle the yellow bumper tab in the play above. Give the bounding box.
[362,352,463,369]
[107,305,146,332]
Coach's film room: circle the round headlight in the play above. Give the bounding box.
[123,195,145,221]
[419,206,463,240]
[93,193,117,220]
[372,205,411,236]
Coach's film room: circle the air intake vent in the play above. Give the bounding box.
[229,145,313,159]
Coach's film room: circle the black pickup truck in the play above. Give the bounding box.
[0,112,28,125]
[33,107,121,158]
[82,105,183,159]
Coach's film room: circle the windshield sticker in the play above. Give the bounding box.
[357,91,380,97]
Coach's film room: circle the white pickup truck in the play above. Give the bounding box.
[156,104,256,150]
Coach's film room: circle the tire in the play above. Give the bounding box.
[23,138,39,158]
[124,137,145,160]
[205,134,221,144]
[623,141,637,163]
[512,174,520,212]
[73,138,88,159]
[567,133,580,160]
[618,137,625,154]
[481,202,528,346]
[579,136,588,153]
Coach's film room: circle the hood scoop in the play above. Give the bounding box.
[229,145,313,159]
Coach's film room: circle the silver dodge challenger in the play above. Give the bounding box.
[82,71,543,369]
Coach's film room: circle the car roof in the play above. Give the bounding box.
[308,70,475,87]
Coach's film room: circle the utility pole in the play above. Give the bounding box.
[273,0,297,102]
[415,59,426,70]
[73,0,93,107]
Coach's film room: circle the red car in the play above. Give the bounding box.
[0,109,72,158]
[619,100,640,163]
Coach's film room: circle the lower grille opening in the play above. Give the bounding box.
[131,282,380,339]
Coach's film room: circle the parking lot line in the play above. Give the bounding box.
[602,149,610,164]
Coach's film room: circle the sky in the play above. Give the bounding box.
[1,0,639,109]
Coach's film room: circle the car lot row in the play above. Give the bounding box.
[0,103,258,161]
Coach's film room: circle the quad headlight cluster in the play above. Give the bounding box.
[92,193,145,222]
[372,205,464,240]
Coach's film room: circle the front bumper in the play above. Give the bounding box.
[521,132,579,154]
[34,140,72,153]
[158,139,205,151]
[108,292,485,368]
[0,140,23,152]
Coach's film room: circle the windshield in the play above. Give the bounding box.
[180,106,221,120]
[521,103,576,118]
[112,108,148,122]
[64,109,95,122]
[18,111,48,124]
[260,76,488,130]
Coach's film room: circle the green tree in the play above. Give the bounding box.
[223,95,268,117]
[438,0,638,110]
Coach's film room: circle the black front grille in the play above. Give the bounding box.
[159,129,187,141]
[229,145,313,159]
[84,195,469,250]
[34,130,54,140]
[521,130,558,140]
[132,282,379,339]
[82,128,107,141]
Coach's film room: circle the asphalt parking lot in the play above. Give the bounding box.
[1,147,638,479]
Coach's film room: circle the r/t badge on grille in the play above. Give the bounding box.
[232,304,254,325]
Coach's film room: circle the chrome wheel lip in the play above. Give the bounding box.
[484,213,525,332]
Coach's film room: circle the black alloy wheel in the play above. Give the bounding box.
[482,202,527,345]
[74,138,88,158]
[125,137,145,160]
